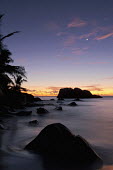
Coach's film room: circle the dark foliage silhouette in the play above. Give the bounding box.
[0,15,26,94]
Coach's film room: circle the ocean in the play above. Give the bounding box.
[0,96,113,170]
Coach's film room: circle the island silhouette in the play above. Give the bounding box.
[57,88,102,99]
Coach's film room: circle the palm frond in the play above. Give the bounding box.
[0,31,20,41]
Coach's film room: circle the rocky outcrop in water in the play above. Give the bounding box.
[57,88,102,99]
[34,97,42,101]
[25,123,103,168]
[68,102,77,106]
[29,120,39,125]
[37,107,49,114]
[55,106,63,110]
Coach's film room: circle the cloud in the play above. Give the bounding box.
[67,18,87,28]
[78,26,113,40]
[82,85,103,92]
[26,89,37,92]
[72,47,89,55]
[95,32,113,40]
[47,86,62,91]
[56,32,68,36]
[79,31,97,39]
[47,86,64,95]
[64,35,76,46]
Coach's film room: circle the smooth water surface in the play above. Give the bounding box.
[0,96,113,169]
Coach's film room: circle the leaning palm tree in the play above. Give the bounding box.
[0,15,27,94]
[0,45,27,93]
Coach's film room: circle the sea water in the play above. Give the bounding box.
[0,96,113,169]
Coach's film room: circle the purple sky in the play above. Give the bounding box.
[1,0,113,96]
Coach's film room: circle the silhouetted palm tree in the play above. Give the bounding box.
[0,15,27,94]
[12,75,27,92]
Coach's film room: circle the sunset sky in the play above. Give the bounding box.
[1,0,113,96]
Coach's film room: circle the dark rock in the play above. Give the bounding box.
[55,106,62,110]
[50,99,55,101]
[92,95,102,98]
[34,97,42,101]
[75,98,82,101]
[57,88,102,99]
[7,92,34,107]
[16,111,32,116]
[37,107,49,114]
[29,120,39,125]
[58,98,64,100]
[23,93,35,103]
[68,102,77,106]
[25,123,103,168]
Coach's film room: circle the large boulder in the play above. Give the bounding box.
[25,123,103,168]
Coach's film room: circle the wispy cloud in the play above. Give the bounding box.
[67,18,87,28]
[26,89,37,92]
[56,32,68,36]
[79,26,113,40]
[46,86,63,95]
[95,32,113,40]
[64,35,76,46]
[72,47,89,55]
[82,85,103,92]
[47,86,62,91]
[79,31,97,39]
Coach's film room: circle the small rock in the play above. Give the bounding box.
[75,98,82,101]
[50,99,55,101]
[68,102,77,106]
[58,98,64,101]
[56,106,62,111]
[37,108,49,114]
[29,120,39,125]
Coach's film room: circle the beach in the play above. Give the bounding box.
[0,96,113,169]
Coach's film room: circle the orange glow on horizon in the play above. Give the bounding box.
[25,87,113,97]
